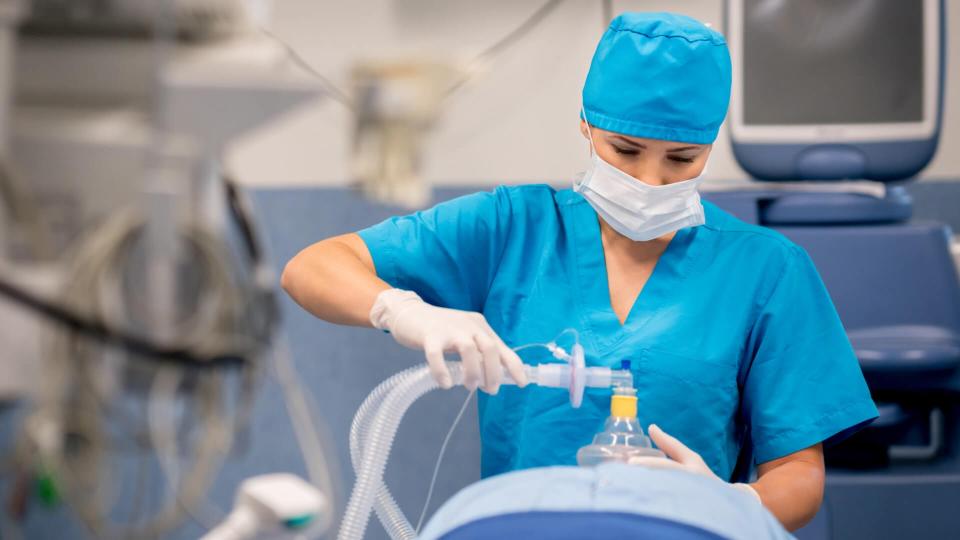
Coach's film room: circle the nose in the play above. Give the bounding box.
[621,162,668,187]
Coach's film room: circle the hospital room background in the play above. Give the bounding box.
[0,1,959,539]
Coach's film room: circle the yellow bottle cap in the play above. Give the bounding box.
[610,394,637,418]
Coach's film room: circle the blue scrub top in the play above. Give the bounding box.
[358,185,878,480]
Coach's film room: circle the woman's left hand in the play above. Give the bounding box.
[628,424,762,503]
[627,424,718,478]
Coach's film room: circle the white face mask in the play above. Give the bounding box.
[573,118,706,242]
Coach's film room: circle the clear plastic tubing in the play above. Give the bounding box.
[338,361,633,540]
[348,367,417,540]
[338,364,454,540]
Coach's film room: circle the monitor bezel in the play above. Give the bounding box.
[727,0,940,143]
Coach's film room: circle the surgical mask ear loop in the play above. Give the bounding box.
[582,106,597,157]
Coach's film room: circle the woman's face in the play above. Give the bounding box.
[580,121,711,186]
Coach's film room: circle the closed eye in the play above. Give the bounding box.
[612,145,638,156]
[669,156,695,163]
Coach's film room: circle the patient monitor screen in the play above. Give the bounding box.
[742,0,924,125]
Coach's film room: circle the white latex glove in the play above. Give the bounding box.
[369,289,528,393]
[628,424,761,503]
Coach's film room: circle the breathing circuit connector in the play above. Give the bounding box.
[502,344,633,408]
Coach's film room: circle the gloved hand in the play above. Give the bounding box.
[628,424,761,503]
[369,288,528,393]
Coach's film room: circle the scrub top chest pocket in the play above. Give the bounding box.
[633,347,741,477]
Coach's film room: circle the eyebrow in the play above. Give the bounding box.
[609,135,701,153]
[610,135,644,148]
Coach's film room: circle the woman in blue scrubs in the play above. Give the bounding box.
[282,12,877,531]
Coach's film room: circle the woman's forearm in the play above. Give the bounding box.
[281,233,390,326]
[753,445,825,531]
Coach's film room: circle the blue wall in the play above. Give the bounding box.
[7,180,960,539]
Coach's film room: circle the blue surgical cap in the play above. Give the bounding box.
[582,12,732,144]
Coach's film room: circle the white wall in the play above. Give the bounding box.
[227,0,960,187]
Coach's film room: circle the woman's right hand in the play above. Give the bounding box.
[370,289,528,393]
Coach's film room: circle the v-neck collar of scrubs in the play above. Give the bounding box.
[557,189,704,354]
